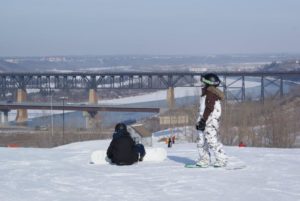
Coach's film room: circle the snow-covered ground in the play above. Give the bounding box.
[1,140,299,201]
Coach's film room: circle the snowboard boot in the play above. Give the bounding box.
[138,152,145,162]
[196,159,210,168]
[213,160,227,168]
[139,154,144,162]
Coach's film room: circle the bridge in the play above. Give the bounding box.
[1,71,300,90]
[0,101,160,126]
[0,102,160,113]
[1,71,300,123]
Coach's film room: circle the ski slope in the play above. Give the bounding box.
[0,140,299,201]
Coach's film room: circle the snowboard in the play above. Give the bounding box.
[90,147,167,165]
[184,157,246,170]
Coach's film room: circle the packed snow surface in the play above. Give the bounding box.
[0,140,300,201]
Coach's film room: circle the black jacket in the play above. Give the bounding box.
[106,131,138,165]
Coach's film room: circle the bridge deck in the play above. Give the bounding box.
[0,102,160,113]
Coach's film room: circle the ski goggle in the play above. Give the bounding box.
[201,77,220,86]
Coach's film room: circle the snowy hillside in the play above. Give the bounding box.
[0,140,299,201]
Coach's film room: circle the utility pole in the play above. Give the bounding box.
[59,96,68,144]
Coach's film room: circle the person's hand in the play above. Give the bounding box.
[196,118,206,131]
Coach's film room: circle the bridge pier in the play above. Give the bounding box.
[0,110,9,125]
[16,89,28,123]
[4,111,9,124]
[84,89,100,129]
[0,112,2,125]
[167,87,175,110]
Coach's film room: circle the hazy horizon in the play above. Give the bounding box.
[1,0,300,57]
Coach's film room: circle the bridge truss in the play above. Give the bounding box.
[1,71,300,102]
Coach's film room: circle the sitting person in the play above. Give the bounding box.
[239,141,247,147]
[107,123,146,165]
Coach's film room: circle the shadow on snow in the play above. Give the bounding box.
[168,155,195,164]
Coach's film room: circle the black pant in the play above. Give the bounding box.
[134,144,146,160]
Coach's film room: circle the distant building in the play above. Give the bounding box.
[160,115,189,125]
[128,123,152,146]
[46,57,66,62]
[189,67,208,72]
[4,59,19,64]
[159,109,191,130]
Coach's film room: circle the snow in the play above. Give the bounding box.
[99,87,200,105]
[1,140,300,201]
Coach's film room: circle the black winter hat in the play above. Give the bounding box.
[115,123,127,133]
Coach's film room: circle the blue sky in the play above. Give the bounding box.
[0,0,300,56]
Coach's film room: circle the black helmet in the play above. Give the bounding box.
[201,73,221,87]
[115,123,127,133]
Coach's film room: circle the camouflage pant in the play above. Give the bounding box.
[197,118,227,164]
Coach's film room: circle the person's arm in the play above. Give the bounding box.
[196,91,219,131]
[106,140,115,159]
[126,131,136,145]
[197,88,206,122]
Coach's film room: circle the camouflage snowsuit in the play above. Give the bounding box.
[197,86,227,165]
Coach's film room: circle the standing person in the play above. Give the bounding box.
[195,73,227,167]
[167,137,172,148]
[172,136,175,144]
[107,123,146,165]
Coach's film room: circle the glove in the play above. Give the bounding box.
[196,118,206,131]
